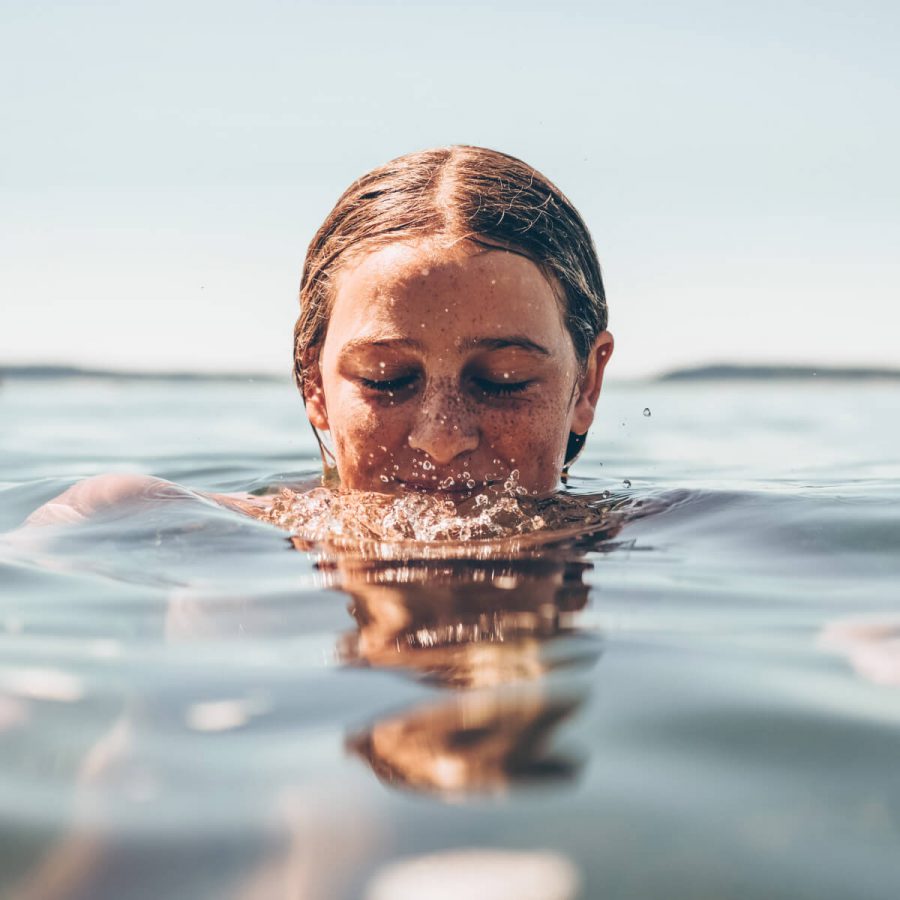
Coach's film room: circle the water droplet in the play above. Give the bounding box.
[643,407,651,417]
[623,479,632,488]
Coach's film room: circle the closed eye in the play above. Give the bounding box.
[359,374,418,392]
[472,377,532,397]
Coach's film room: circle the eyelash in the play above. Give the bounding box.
[359,374,418,392]
[359,375,532,397]
[472,378,531,397]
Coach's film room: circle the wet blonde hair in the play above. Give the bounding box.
[293,145,608,466]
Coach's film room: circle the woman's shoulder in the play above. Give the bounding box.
[24,473,184,527]
[23,474,321,529]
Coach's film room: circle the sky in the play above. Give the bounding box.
[2,0,898,380]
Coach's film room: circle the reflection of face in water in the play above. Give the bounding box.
[334,557,594,686]
[347,688,584,796]
[329,554,601,796]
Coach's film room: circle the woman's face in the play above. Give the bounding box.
[306,240,612,495]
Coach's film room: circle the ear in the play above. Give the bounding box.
[570,331,614,435]
[301,354,330,431]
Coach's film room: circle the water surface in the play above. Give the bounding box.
[1,377,898,899]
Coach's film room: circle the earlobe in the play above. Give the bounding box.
[302,358,330,431]
[571,331,614,435]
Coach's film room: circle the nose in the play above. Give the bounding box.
[407,382,479,465]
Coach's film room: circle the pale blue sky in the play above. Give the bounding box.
[2,0,898,378]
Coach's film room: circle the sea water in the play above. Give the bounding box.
[0,376,898,899]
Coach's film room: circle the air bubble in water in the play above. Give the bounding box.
[643,408,651,417]
[465,480,476,490]
[422,460,434,471]
[475,494,489,507]
[379,475,390,483]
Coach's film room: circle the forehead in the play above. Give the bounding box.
[325,240,568,345]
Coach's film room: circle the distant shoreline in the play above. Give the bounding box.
[0,365,284,383]
[2,363,899,384]
[655,364,900,382]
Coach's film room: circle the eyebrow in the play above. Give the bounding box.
[462,336,551,356]
[338,337,423,358]
[337,334,551,358]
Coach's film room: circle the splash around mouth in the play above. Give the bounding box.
[253,469,628,551]
[397,478,491,496]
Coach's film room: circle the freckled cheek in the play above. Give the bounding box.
[480,399,571,487]
[329,397,411,480]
